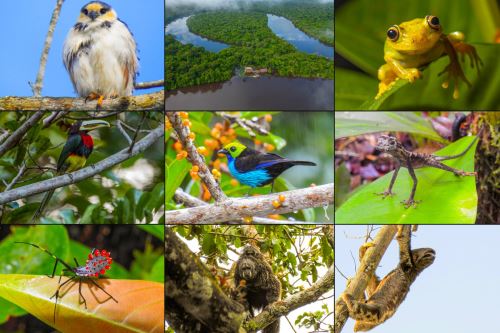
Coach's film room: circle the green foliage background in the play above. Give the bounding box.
[0,112,165,224]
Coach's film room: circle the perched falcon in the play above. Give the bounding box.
[63,1,139,106]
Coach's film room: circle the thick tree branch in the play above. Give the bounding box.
[173,188,310,224]
[0,111,45,157]
[334,225,397,333]
[167,111,227,203]
[249,265,333,332]
[0,126,163,205]
[0,90,164,111]
[165,227,245,333]
[32,0,65,97]
[165,183,333,224]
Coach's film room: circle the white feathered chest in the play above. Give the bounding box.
[63,19,138,98]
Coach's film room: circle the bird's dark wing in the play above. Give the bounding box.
[234,151,289,172]
[57,134,82,172]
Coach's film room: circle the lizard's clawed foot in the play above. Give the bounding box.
[376,190,395,198]
[401,198,420,208]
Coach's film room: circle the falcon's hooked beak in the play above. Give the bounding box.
[80,120,111,132]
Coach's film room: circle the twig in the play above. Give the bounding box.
[128,112,147,153]
[173,188,310,224]
[135,80,164,90]
[167,112,227,203]
[0,130,10,144]
[165,183,333,224]
[0,111,45,158]
[0,126,163,205]
[334,225,398,333]
[116,120,132,145]
[0,163,27,223]
[62,111,124,120]
[31,0,65,97]
[248,265,333,332]
[217,112,270,137]
[0,90,164,111]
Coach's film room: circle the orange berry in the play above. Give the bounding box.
[191,165,199,172]
[213,159,221,170]
[215,122,224,130]
[242,216,253,223]
[188,132,196,140]
[220,136,230,145]
[212,169,221,179]
[272,201,281,209]
[197,146,208,156]
[189,170,200,180]
[278,194,285,203]
[264,114,272,122]
[226,128,235,136]
[210,128,221,139]
[176,151,187,160]
[165,120,172,130]
[230,179,239,187]
[254,139,262,145]
[264,143,275,152]
[173,141,183,152]
[182,119,192,127]
[179,112,189,119]
[267,214,281,220]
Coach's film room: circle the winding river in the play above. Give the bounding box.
[165,14,333,110]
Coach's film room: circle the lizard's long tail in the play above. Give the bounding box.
[435,130,481,161]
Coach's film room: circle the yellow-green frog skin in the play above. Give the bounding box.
[376,15,481,100]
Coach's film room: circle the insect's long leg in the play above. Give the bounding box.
[50,276,76,323]
[79,279,87,309]
[88,279,118,303]
[74,257,80,267]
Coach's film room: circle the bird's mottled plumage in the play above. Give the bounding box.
[63,1,138,100]
[218,141,316,188]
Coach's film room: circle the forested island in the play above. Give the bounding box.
[165,0,334,91]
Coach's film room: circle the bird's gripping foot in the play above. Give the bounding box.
[85,92,105,110]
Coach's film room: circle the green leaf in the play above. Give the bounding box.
[138,225,165,241]
[0,274,164,333]
[334,111,444,141]
[146,256,165,283]
[166,158,190,204]
[335,136,478,224]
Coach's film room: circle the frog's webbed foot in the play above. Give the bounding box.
[453,41,483,74]
[440,36,482,99]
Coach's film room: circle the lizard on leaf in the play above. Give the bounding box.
[375,132,479,208]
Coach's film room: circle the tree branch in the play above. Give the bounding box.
[167,111,227,203]
[0,126,163,205]
[0,90,164,111]
[248,265,334,332]
[0,111,45,157]
[32,0,65,97]
[165,183,333,224]
[334,225,397,333]
[134,80,164,90]
[165,227,245,333]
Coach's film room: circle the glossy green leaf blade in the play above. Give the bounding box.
[335,136,478,224]
[0,274,164,333]
[166,158,190,205]
[334,112,443,141]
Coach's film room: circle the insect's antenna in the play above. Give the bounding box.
[74,257,80,267]
[15,242,73,274]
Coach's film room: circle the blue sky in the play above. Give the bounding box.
[0,1,163,97]
[336,226,500,333]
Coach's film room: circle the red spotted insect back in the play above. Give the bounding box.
[15,242,118,323]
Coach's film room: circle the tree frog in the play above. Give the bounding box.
[376,15,482,100]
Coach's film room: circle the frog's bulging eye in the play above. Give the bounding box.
[387,26,399,41]
[426,15,441,30]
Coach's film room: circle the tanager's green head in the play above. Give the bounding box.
[218,141,247,159]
